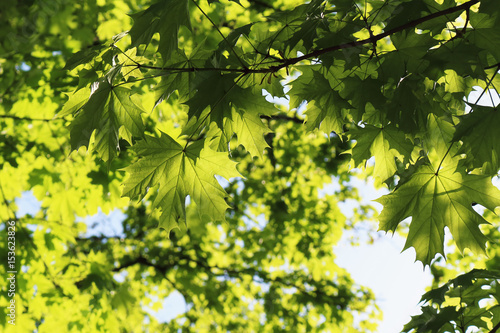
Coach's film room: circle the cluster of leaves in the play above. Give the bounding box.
[403,269,500,333]
[0,0,381,332]
[1,0,500,331]
[63,0,500,266]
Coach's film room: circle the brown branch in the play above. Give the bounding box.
[126,0,479,76]
[485,62,500,70]
[261,114,304,124]
[112,256,172,273]
[276,0,479,69]
[113,253,354,307]
[0,114,63,122]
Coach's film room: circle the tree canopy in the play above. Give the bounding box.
[1,0,500,332]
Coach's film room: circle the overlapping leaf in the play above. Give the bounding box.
[184,71,276,158]
[348,124,413,182]
[153,44,211,108]
[69,79,145,162]
[453,104,500,172]
[289,70,351,135]
[469,10,500,62]
[128,0,190,62]
[122,133,240,232]
[403,269,500,333]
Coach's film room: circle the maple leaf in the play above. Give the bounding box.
[154,45,211,108]
[122,133,241,232]
[339,77,386,121]
[348,124,413,182]
[289,70,351,135]
[453,104,500,172]
[59,87,91,117]
[184,72,241,132]
[230,89,275,158]
[424,114,456,171]
[231,109,272,159]
[469,10,500,63]
[376,161,500,265]
[380,29,435,79]
[184,71,276,158]
[128,0,191,62]
[286,0,329,51]
[70,79,145,162]
[402,306,460,333]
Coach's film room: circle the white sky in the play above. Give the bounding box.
[332,176,433,333]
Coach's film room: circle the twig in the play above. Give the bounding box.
[490,320,500,333]
[123,0,480,78]
[0,114,61,122]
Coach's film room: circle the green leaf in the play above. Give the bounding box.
[376,161,500,265]
[424,114,456,171]
[232,109,271,159]
[230,88,275,158]
[380,30,435,80]
[441,69,470,94]
[469,11,500,62]
[154,45,211,108]
[128,0,191,62]
[402,306,459,333]
[405,269,500,333]
[70,79,145,162]
[454,105,500,172]
[290,70,351,134]
[184,72,241,133]
[184,72,276,157]
[122,133,241,232]
[339,77,385,122]
[286,0,329,52]
[63,43,107,71]
[59,87,90,117]
[348,124,413,182]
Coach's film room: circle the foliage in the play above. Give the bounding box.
[1,0,500,332]
[403,269,500,333]
[58,0,500,266]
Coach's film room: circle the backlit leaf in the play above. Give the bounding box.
[376,162,500,265]
[70,79,145,162]
[122,133,240,232]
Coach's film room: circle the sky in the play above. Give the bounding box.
[332,176,433,333]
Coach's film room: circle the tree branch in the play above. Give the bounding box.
[0,114,62,122]
[124,0,479,76]
[273,0,479,69]
[261,114,304,124]
[113,253,355,307]
[490,320,500,333]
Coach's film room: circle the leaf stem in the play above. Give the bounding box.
[0,114,62,122]
[435,143,454,175]
[474,66,500,105]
